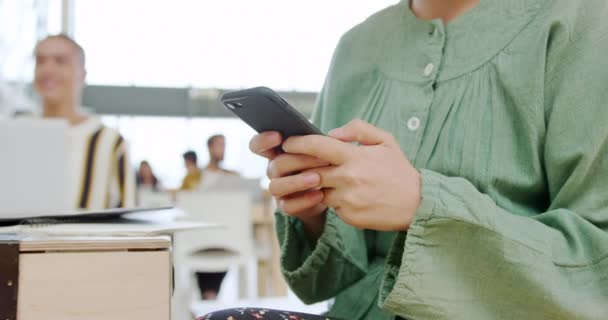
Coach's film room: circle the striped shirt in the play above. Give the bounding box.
[66,117,136,210]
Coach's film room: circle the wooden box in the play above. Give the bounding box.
[1,236,171,320]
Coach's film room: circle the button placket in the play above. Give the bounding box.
[406,21,444,163]
[425,21,444,81]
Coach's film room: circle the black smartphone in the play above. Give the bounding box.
[220,87,323,138]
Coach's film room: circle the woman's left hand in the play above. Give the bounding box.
[282,119,422,231]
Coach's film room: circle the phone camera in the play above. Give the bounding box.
[226,102,243,110]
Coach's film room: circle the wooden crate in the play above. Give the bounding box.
[1,236,171,320]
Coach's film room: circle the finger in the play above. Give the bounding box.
[249,131,283,159]
[278,190,324,215]
[268,172,320,198]
[303,166,342,188]
[328,119,398,147]
[282,135,354,165]
[267,153,330,178]
[322,189,363,229]
[321,188,341,209]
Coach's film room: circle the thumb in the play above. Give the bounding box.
[328,119,397,146]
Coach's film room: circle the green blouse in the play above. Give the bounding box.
[275,0,608,319]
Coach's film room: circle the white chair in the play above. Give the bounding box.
[138,188,173,207]
[172,190,256,320]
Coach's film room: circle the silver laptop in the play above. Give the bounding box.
[0,119,72,218]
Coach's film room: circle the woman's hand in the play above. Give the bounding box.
[282,120,422,231]
[249,132,329,238]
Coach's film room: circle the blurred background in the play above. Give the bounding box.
[1,0,396,185]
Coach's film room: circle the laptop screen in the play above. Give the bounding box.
[0,119,71,217]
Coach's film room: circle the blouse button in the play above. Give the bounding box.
[424,63,435,77]
[407,117,421,131]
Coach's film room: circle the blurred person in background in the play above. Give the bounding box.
[199,134,238,189]
[180,135,238,191]
[136,160,161,192]
[180,150,202,190]
[35,34,135,209]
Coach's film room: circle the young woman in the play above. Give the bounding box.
[203,0,608,318]
[136,160,161,191]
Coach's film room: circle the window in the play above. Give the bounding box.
[74,0,398,91]
[0,0,61,114]
[0,0,62,82]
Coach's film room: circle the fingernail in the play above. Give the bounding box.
[268,131,280,140]
[303,172,319,185]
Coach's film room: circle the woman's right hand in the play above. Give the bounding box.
[249,131,329,238]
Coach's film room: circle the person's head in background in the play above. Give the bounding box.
[207,134,225,166]
[34,34,87,125]
[137,160,158,188]
[183,150,199,173]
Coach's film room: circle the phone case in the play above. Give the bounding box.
[220,87,323,138]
